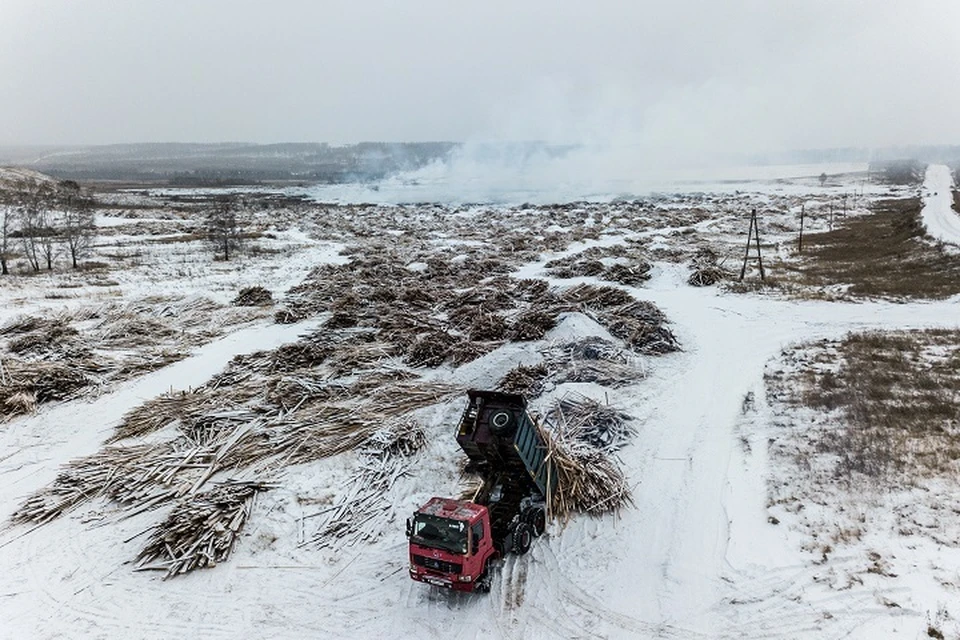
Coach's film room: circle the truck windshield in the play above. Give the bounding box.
[411,514,468,555]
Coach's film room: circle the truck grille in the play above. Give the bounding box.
[412,554,462,574]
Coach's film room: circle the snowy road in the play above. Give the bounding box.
[921,164,960,244]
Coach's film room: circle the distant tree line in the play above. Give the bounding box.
[868,159,925,186]
[0,179,97,275]
[16,141,457,185]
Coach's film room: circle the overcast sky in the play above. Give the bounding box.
[2,0,959,154]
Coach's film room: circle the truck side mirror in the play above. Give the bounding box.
[405,518,413,538]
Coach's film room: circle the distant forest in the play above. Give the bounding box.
[0,142,457,185]
[1,141,959,186]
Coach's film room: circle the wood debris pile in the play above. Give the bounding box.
[308,419,425,548]
[545,337,643,387]
[135,480,272,579]
[11,444,160,525]
[0,358,102,419]
[498,363,551,398]
[13,422,259,525]
[560,283,635,309]
[232,285,273,306]
[273,245,565,369]
[545,245,651,286]
[0,295,264,419]
[546,393,636,451]
[507,309,558,341]
[539,419,633,518]
[687,247,730,287]
[588,300,681,355]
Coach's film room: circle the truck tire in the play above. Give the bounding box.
[489,410,515,436]
[512,523,533,555]
[527,507,546,537]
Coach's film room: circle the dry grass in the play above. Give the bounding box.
[772,329,960,483]
[781,198,960,299]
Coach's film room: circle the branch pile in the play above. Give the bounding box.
[688,247,730,287]
[233,286,274,306]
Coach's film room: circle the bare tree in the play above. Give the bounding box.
[206,195,244,261]
[37,205,57,270]
[59,181,96,268]
[0,191,16,275]
[14,180,47,272]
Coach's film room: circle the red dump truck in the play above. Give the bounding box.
[406,390,556,592]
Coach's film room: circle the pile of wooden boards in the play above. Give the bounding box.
[547,394,636,452]
[539,418,634,519]
[307,419,425,548]
[136,480,272,579]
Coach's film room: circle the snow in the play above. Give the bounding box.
[920,164,960,245]
[2,164,960,639]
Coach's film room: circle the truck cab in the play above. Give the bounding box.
[407,497,495,592]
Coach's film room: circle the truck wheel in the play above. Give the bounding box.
[528,507,546,537]
[512,523,533,555]
[489,410,515,436]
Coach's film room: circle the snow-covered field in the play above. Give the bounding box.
[1,164,959,639]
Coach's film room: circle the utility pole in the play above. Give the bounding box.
[798,203,805,253]
[740,208,765,281]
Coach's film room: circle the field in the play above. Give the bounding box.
[1,163,959,639]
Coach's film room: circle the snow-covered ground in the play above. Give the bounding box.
[1,164,958,639]
[921,164,960,245]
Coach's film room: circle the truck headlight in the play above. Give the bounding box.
[458,574,472,582]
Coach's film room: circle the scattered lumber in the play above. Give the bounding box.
[309,420,425,549]
[538,419,633,519]
[546,393,636,451]
[136,480,273,579]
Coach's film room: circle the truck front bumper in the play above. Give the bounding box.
[410,569,476,592]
